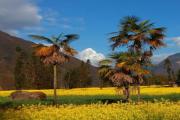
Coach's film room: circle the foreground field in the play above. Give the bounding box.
[2,102,180,120]
[0,87,180,120]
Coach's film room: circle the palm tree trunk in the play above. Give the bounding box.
[68,72,70,89]
[125,87,130,101]
[100,78,103,90]
[137,84,140,102]
[53,64,57,104]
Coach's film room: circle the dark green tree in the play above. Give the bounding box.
[14,47,26,90]
[78,61,92,87]
[28,54,53,89]
[176,69,180,86]
[63,69,79,89]
[63,60,93,89]
[164,58,175,85]
[14,46,54,90]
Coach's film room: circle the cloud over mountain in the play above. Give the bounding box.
[76,48,105,66]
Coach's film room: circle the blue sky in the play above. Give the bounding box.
[0,0,180,64]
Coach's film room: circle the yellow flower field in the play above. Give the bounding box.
[0,86,180,120]
[1,86,180,96]
[2,102,180,120]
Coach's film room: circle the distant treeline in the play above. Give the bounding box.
[14,46,180,90]
[142,72,180,86]
[14,46,93,89]
[14,46,53,89]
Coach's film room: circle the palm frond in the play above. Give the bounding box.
[35,45,57,57]
[57,33,64,40]
[31,44,45,48]
[116,62,127,68]
[43,52,69,65]
[121,16,139,25]
[98,66,113,78]
[99,59,112,66]
[29,35,53,44]
[139,20,154,30]
[62,34,79,44]
[108,32,119,35]
[63,45,78,56]
[110,52,130,60]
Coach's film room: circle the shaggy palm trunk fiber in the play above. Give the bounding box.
[53,65,57,104]
[137,84,140,102]
[124,87,130,101]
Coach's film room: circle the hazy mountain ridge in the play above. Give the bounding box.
[153,53,180,75]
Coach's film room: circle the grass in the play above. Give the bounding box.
[0,86,180,120]
[0,86,180,105]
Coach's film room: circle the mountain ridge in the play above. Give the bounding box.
[153,53,180,75]
[0,31,99,90]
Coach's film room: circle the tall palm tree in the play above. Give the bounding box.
[29,33,79,104]
[109,16,166,101]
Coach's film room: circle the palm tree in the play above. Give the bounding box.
[109,16,166,101]
[98,59,112,89]
[98,56,133,101]
[99,52,149,101]
[29,33,79,104]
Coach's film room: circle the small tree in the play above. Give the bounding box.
[29,54,53,89]
[164,58,175,85]
[63,69,79,89]
[14,46,26,90]
[78,61,92,87]
[29,33,78,104]
[176,69,180,86]
[99,53,148,101]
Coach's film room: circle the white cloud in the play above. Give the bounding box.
[59,17,85,30]
[0,0,85,35]
[42,9,59,26]
[42,9,85,30]
[0,0,42,35]
[76,48,105,67]
[171,37,180,46]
